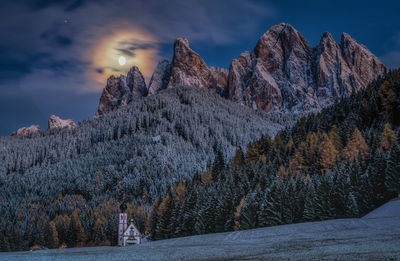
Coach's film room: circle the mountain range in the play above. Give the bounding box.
[97,23,387,115]
[1,23,398,252]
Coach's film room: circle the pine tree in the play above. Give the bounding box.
[233,198,245,231]
[246,142,262,164]
[259,179,283,226]
[146,199,160,238]
[174,180,186,203]
[319,133,338,171]
[68,211,86,247]
[231,148,245,169]
[329,125,342,151]
[272,135,284,151]
[93,216,107,244]
[239,186,262,230]
[180,187,197,236]
[44,221,59,249]
[201,169,213,185]
[342,128,369,161]
[154,193,173,240]
[214,188,234,233]
[380,123,396,151]
[345,192,359,217]
[378,80,396,120]
[385,143,400,198]
[53,215,70,246]
[303,181,317,221]
[212,151,225,181]
[0,231,10,252]
[289,143,305,175]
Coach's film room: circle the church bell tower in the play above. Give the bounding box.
[118,202,128,246]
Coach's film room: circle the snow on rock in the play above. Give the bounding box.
[96,23,386,115]
[48,115,76,129]
[227,23,387,113]
[11,125,41,137]
[148,59,171,95]
[97,66,147,115]
[126,66,148,98]
[167,38,221,90]
[209,67,228,95]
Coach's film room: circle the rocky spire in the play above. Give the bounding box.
[97,66,147,115]
[126,66,147,98]
[167,38,214,90]
[339,32,387,89]
[227,23,387,113]
[148,59,171,95]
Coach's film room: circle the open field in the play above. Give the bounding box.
[1,200,399,261]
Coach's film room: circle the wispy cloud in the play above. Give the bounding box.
[0,0,277,134]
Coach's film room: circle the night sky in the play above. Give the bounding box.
[1,0,399,135]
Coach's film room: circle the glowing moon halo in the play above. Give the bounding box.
[118,56,126,66]
[90,28,159,91]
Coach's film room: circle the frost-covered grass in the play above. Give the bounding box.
[2,200,399,261]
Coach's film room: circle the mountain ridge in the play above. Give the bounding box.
[97,23,387,115]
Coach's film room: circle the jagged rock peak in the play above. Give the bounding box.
[228,23,387,113]
[126,66,147,97]
[148,59,171,95]
[11,125,41,137]
[48,115,76,130]
[254,23,311,59]
[97,66,147,115]
[319,32,335,46]
[209,67,229,94]
[167,37,213,90]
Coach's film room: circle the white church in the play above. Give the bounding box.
[118,204,143,246]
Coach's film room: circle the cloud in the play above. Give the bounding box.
[0,0,277,134]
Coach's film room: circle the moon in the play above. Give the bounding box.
[118,56,126,66]
[90,28,159,91]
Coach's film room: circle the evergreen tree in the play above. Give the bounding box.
[345,192,359,217]
[201,169,213,185]
[68,211,86,247]
[246,142,262,164]
[154,193,173,240]
[319,133,338,171]
[212,151,225,181]
[342,128,369,161]
[378,80,397,120]
[303,181,317,221]
[380,123,396,151]
[146,199,160,237]
[231,148,245,169]
[45,221,59,249]
[233,198,245,231]
[329,125,342,151]
[385,143,400,198]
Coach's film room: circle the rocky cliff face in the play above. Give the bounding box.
[48,115,76,129]
[148,59,171,95]
[11,125,41,137]
[167,38,215,90]
[97,66,146,115]
[227,23,387,113]
[96,23,386,115]
[209,67,229,95]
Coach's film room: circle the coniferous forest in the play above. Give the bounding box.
[1,70,400,251]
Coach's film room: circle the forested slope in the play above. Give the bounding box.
[146,70,400,240]
[0,86,293,251]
